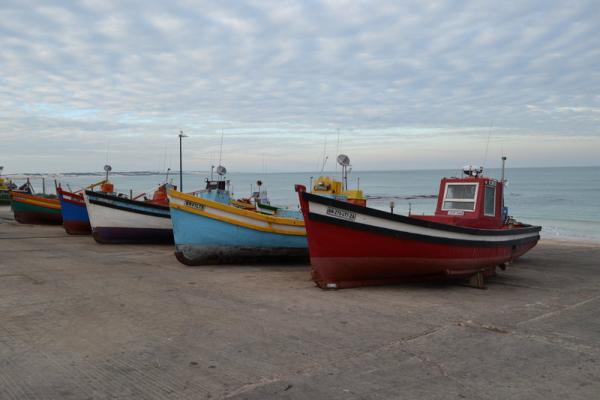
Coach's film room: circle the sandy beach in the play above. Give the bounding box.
[1,205,599,399]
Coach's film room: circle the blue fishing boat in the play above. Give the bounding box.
[167,169,308,265]
[56,179,111,235]
[56,187,91,234]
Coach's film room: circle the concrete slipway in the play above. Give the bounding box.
[0,206,599,399]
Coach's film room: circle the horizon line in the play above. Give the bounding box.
[4,164,599,177]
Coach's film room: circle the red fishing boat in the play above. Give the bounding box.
[295,157,541,289]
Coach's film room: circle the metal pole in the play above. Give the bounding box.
[179,132,183,191]
[42,177,45,194]
[501,156,507,183]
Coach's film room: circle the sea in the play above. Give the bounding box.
[7,166,600,243]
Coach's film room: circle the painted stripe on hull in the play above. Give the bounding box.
[84,192,172,244]
[170,207,307,265]
[307,201,540,245]
[303,191,541,236]
[84,193,172,229]
[85,190,170,217]
[168,191,305,236]
[10,193,61,210]
[11,200,62,225]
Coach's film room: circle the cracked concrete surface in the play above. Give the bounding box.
[1,205,599,399]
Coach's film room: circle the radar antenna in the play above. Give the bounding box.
[104,164,112,182]
[462,165,483,177]
[337,154,351,190]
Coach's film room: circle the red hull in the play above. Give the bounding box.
[63,220,92,235]
[296,186,540,289]
[306,218,537,288]
[13,211,63,225]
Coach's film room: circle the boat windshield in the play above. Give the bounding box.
[442,183,477,211]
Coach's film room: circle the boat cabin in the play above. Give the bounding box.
[312,176,366,206]
[196,178,231,204]
[415,166,506,229]
[148,183,176,205]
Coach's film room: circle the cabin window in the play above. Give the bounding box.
[442,183,477,211]
[484,185,496,216]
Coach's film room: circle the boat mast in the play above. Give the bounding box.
[501,156,507,220]
[178,130,187,191]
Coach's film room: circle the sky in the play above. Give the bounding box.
[1,0,599,174]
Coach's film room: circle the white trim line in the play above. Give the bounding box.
[309,201,538,243]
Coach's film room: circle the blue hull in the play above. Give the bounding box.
[58,193,91,235]
[170,207,308,265]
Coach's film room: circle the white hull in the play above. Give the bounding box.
[83,193,172,231]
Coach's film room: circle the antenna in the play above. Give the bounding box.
[319,135,328,174]
[218,129,224,166]
[335,129,341,173]
[319,156,329,175]
[336,154,350,167]
[337,154,351,190]
[104,164,112,182]
[482,121,494,169]
[162,142,168,173]
[178,130,188,191]
[216,165,227,177]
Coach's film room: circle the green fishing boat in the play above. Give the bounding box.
[0,166,13,205]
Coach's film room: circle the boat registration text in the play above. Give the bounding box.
[185,200,205,211]
[326,207,356,221]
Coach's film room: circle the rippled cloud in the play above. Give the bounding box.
[1,0,599,172]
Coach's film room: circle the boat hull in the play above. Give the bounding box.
[9,192,62,225]
[169,190,308,265]
[297,188,541,289]
[57,188,91,235]
[84,191,173,244]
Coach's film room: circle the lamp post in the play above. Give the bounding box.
[178,130,188,191]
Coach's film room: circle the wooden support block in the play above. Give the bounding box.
[467,271,486,289]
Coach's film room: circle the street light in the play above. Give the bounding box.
[178,130,188,191]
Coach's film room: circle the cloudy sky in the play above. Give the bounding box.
[1,0,599,173]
